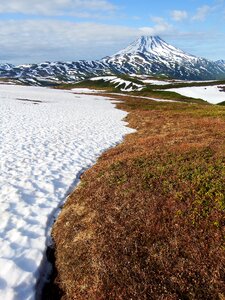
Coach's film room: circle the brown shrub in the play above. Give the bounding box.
[52,95,225,300]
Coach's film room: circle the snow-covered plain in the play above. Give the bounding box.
[166,85,225,104]
[0,84,134,299]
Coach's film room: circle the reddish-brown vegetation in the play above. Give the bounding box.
[52,95,225,300]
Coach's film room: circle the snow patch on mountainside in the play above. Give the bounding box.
[90,76,144,91]
[216,60,225,67]
[141,79,171,85]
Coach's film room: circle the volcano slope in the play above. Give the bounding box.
[52,93,225,300]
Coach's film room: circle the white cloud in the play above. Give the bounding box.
[0,20,143,63]
[0,17,223,64]
[192,5,211,21]
[0,15,178,64]
[140,17,174,35]
[0,0,117,16]
[170,10,188,21]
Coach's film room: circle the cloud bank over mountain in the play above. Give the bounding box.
[0,0,224,64]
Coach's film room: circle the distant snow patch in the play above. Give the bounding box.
[90,76,144,91]
[166,85,225,104]
[141,79,171,85]
[72,88,106,94]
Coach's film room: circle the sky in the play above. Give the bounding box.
[0,0,224,64]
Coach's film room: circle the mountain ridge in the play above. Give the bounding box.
[0,36,225,85]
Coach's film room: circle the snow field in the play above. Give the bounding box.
[166,85,225,104]
[0,84,134,299]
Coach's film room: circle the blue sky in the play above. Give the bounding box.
[0,0,224,64]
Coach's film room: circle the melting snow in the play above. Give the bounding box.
[90,76,144,91]
[0,84,134,299]
[71,88,106,94]
[166,85,225,104]
[141,79,171,85]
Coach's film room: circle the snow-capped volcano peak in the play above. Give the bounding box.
[112,35,195,60]
[114,36,162,55]
[0,36,225,83]
[100,35,225,81]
